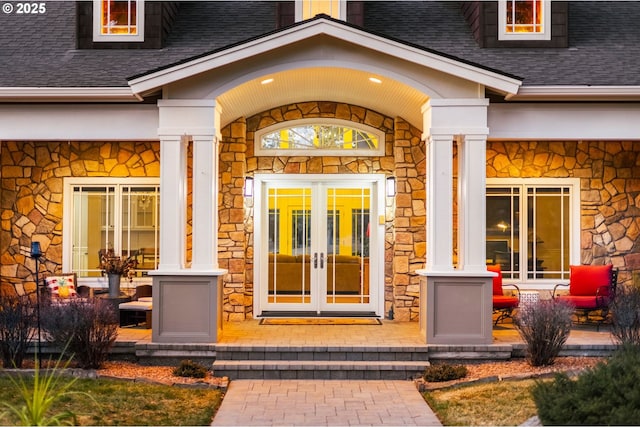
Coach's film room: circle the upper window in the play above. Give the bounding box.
[296,0,346,21]
[93,0,145,42]
[255,119,385,156]
[63,178,159,281]
[498,0,551,41]
[486,179,579,286]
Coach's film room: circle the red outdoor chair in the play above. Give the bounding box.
[553,264,617,329]
[489,264,520,325]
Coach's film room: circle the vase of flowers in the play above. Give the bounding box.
[99,249,138,298]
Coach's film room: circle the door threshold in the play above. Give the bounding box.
[258,311,380,319]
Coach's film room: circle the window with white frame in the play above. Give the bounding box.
[255,119,385,157]
[296,0,346,21]
[93,0,145,42]
[64,179,159,279]
[498,0,551,41]
[486,179,579,283]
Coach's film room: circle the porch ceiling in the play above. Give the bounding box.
[217,67,428,128]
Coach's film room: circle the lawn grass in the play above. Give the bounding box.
[423,379,540,426]
[0,376,223,426]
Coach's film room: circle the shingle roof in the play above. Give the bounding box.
[1,1,639,89]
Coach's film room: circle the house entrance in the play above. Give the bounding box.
[254,174,384,316]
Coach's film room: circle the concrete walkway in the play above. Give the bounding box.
[211,379,442,426]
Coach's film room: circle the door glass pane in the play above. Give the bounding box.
[71,186,115,278]
[486,187,520,280]
[528,187,570,279]
[325,188,370,304]
[268,188,311,304]
[122,187,160,275]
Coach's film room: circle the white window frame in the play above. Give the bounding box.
[486,178,580,290]
[254,118,386,157]
[295,0,347,21]
[93,0,145,42]
[498,0,551,41]
[62,177,159,287]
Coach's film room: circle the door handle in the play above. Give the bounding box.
[320,253,324,269]
[313,253,318,269]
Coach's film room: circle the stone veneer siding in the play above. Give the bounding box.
[218,102,426,321]
[486,141,640,287]
[1,141,159,294]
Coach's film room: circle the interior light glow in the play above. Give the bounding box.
[261,78,274,85]
[369,77,382,84]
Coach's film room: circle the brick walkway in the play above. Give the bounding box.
[211,379,442,426]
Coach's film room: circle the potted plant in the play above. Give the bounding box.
[99,249,138,298]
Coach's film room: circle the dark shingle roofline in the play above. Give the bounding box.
[127,13,523,83]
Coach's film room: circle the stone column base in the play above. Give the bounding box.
[417,270,494,345]
[150,271,225,343]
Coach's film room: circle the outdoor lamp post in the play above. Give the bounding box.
[30,241,43,367]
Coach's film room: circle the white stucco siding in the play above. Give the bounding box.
[0,104,159,141]
[3,102,640,141]
[488,103,640,140]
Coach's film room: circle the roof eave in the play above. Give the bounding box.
[506,86,640,101]
[0,87,141,102]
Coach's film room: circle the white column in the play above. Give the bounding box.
[191,134,219,270]
[458,134,489,271]
[157,134,187,271]
[425,133,455,271]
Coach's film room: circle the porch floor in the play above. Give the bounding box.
[115,318,616,349]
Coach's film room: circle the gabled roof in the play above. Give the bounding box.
[128,14,522,97]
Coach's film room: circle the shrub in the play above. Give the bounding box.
[532,345,640,425]
[0,294,37,368]
[514,299,573,366]
[41,298,118,369]
[423,363,468,382]
[611,285,640,346]
[173,359,208,378]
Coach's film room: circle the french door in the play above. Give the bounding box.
[255,174,384,316]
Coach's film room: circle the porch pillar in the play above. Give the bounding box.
[156,134,187,271]
[425,133,454,272]
[152,99,227,344]
[417,99,494,345]
[458,134,489,271]
[191,115,221,270]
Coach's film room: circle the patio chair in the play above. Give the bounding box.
[553,264,617,329]
[119,284,153,328]
[489,264,520,325]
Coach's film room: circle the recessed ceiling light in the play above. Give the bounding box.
[369,77,382,84]
[261,78,274,85]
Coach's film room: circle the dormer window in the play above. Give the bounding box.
[498,0,551,41]
[93,0,144,42]
[296,0,346,21]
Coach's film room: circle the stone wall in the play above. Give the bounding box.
[217,101,426,320]
[486,141,640,286]
[0,141,159,293]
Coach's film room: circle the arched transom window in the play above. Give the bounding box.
[255,119,385,156]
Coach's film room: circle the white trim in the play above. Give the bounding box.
[253,173,385,317]
[93,0,145,42]
[486,177,581,291]
[509,86,640,101]
[128,18,522,96]
[0,87,139,102]
[254,118,386,157]
[498,0,551,41]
